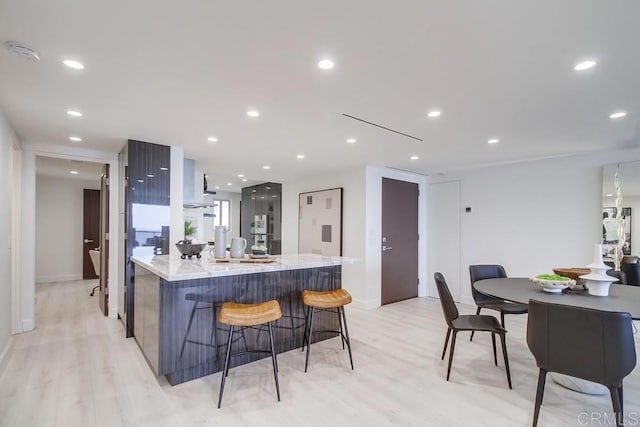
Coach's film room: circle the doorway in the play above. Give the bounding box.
[381,177,419,305]
[83,189,100,279]
[34,156,105,310]
[98,164,110,316]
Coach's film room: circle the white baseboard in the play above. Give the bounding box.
[0,337,13,379]
[35,273,83,283]
[351,298,380,310]
[22,318,34,332]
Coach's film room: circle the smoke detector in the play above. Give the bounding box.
[4,41,40,61]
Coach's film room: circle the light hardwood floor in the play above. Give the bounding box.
[1,280,640,426]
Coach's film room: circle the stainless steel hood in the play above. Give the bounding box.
[183,158,216,208]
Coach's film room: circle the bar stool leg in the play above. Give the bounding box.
[268,322,281,401]
[304,307,315,372]
[179,302,198,358]
[288,295,296,346]
[301,305,309,351]
[337,308,346,349]
[218,325,234,408]
[340,306,354,370]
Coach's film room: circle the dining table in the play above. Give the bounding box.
[473,277,640,394]
[474,277,640,319]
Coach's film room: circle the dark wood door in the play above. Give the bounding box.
[99,165,110,316]
[381,178,419,305]
[83,189,100,279]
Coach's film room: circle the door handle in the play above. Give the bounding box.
[84,239,94,244]
[382,245,393,252]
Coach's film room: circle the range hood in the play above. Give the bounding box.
[183,158,217,208]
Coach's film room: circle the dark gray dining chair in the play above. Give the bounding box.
[469,265,528,341]
[434,272,512,389]
[526,300,636,427]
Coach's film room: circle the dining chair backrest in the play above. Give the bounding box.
[526,299,636,386]
[621,262,640,286]
[434,272,459,328]
[469,265,507,303]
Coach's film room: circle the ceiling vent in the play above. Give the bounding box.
[4,41,40,61]
[342,113,423,142]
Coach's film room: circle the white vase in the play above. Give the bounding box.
[580,244,616,296]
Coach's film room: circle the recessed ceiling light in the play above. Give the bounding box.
[260,196,265,199]
[318,59,335,70]
[410,155,419,160]
[160,167,168,171]
[226,182,233,186]
[63,59,84,70]
[346,138,356,144]
[263,165,271,170]
[207,137,218,142]
[252,189,257,193]
[69,136,82,142]
[296,154,305,159]
[609,111,627,119]
[606,193,613,197]
[427,111,441,118]
[242,178,248,182]
[147,174,154,178]
[488,138,500,144]
[266,186,271,190]
[67,110,83,117]
[214,186,220,189]
[574,60,596,71]
[70,170,79,175]
[237,174,245,178]
[137,179,144,183]
[247,110,260,117]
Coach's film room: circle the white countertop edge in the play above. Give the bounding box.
[131,254,358,282]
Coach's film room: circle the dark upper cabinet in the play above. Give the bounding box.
[127,140,171,206]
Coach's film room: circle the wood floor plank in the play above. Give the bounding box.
[1,279,639,426]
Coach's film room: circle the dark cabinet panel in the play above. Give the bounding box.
[241,182,282,255]
[122,139,172,337]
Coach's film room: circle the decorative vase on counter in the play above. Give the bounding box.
[580,244,616,296]
[214,226,228,259]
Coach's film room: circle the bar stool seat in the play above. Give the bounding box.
[302,288,354,372]
[217,300,283,408]
[302,289,352,308]
[219,301,282,326]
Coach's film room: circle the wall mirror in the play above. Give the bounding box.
[602,161,640,260]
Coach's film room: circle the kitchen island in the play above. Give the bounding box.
[130,254,354,385]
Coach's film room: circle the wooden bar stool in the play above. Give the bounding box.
[302,288,354,372]
[217,300,282,408]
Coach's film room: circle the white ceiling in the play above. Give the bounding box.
[1,1,639,184]
[36,155,103,181]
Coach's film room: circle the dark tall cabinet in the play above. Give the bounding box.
[120,139,171,337]
[241,182,282,255]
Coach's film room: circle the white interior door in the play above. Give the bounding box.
[428,181,461,300]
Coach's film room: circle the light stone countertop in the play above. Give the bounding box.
[131,253,357,282]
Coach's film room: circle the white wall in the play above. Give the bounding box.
[35,175,100,283]
[429,147,640,305]
[282,168,367,305]
[0,110,19,369]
